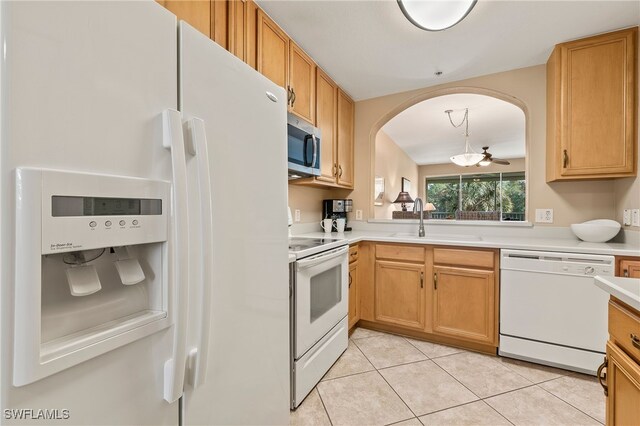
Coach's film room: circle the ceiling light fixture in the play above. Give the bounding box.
[397,0,477,32]
[446,108,484,167]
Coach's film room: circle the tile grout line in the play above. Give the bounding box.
[352,335,420,423]
[402,336,466,360]
[535,383,605,425]
[314,387,334,426]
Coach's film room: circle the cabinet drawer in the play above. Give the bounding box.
[349,244,359,264]
[376,244,424,263]
[609,300,640,364]
[433,248,494,269]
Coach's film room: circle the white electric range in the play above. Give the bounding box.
[288,237,349,408]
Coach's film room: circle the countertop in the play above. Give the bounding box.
[594,276,640,311]
[296,230,640,257]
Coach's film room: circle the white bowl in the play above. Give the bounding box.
[570,219,621,243]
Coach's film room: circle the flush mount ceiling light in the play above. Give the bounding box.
[446,108,485,167]
[397,0,477,31]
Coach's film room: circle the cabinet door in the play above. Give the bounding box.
[289,42,316,124]
[349,261,359,329]
[433,266,496,345]
[375,260,425,330]
[553,28,637,179]
[228,0,246,61]
[256,9,288,88]
[336,89,354,188]
[315,68,338,183]
[606,342,640,425]
[210,0,229,49]
[158,0,211,38]
[620,260,640,278]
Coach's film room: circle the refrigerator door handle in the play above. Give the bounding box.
[162,109,191,403]
[185,117,214,389]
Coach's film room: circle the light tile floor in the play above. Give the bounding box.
[290,327,605,426]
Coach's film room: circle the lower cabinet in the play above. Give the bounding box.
[348,260,359,329]
[433,266,496,345]
[605,342,640,425]
[374,260,426,331]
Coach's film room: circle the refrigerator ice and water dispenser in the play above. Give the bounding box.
[13,168,172,386]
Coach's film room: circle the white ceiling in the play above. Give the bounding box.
[256,1,639,101]
[381,93,525,165]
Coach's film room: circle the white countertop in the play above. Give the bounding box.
[288,254,296,263]
[594,276,640,311]
[296,230,640,257]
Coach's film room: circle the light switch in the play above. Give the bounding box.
[632,209,640,227]
[623,209,632,226]
[355,209,363,221]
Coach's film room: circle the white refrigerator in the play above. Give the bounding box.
[0,1,289,425]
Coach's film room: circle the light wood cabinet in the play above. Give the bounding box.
[256,9,288,89]
[546,27,638,181]
[605,342,640,426]
[620,259,640,278]
[314,68,338,183]
[600,299,640,425]
[432,266,496,345]
[374,260,426,330]
[289,42,316,124]
[157,0,212,38]
[349,260,359,330]
[336,89,355,188]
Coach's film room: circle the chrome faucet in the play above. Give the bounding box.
[413,197,425,237]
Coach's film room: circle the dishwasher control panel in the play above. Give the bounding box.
[501,249,614,277]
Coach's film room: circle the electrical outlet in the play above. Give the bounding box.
[355,209,363,221]
[535,208,554,223]
[632,209,640,227]
[294,209,301,222]
[623,209,632,226]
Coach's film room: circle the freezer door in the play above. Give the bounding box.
[1,1,179,424]
[178,23,290,425]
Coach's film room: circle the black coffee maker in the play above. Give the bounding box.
[322,199,353,232]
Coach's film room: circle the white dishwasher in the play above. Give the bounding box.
[500,249,614,375]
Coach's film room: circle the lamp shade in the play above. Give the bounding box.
[397,0,477,32]
[393,192,414,204]
[425,202,436,211]
[450,152,484,167]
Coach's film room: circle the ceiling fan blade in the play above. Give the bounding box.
[492,158,510,165]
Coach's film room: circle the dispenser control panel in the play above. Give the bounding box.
[17,168,170,254]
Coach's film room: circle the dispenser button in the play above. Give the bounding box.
[105,220,112,227]
[119,220,126,226]
[132,219,139,226]
[89,221,97,228]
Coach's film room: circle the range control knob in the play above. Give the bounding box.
[105,220,112,227]
[89,221,97,228]
[119,220,126,226]
[132,219,139,226]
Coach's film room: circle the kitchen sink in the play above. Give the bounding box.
[390,233,482,241]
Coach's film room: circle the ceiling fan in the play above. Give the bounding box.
[477,146,510,166]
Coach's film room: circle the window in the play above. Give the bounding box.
[426,172,525,221]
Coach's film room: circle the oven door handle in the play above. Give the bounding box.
[297,246,348,269]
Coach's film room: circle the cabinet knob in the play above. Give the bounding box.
[631,334,640,350]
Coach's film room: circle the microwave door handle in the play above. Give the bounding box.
[303,135,311,167]
[311,134,318,168]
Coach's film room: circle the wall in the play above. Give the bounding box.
[352,64,622,227]
[418,158,526,200]
[287,184,351,224]
[374,131,419,219]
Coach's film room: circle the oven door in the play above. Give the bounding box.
[294,245,348,359]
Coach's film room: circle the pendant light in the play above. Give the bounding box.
[397,0,477,32]
[447,108,484,167]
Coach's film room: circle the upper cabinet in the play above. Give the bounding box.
[315,68,339,184]
[256,11,316,124]
[157,0,212,38]
[289,42,316,124]
[337,89,355,188]
[546,27,638,182]
[256,10,289,88]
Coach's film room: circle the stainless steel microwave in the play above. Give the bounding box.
[287,113,321,180]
